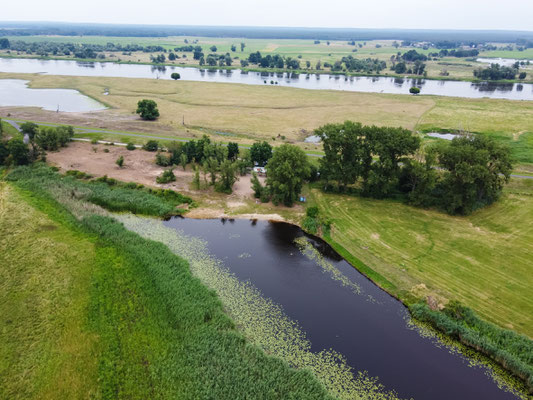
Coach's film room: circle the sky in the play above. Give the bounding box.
[3,0,533,31]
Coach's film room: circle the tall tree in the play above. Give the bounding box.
[136,100,160,121]
[266,144,310,206]
[250,141,272,166]
[436,135,512,215]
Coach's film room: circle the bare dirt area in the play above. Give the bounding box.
[47,142,271,213]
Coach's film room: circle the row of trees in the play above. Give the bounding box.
[317,122,512,215]
[2,39,166,58]
[247,52,301,70]
[473,64,527,80]
[0,122,74,166]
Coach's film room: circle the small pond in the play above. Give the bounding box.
[426,132,460,140]
[153,217,523,400]
[0,79,105,112]
[1,58,532,100]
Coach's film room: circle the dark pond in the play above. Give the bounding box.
[162,217,521,400]
[1,58,532,100]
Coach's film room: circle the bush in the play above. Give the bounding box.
[156,169,176,184]
[116,156,124,168]
[126,142,136,150]
[65,170,92,179]
[155,152,171,166]
[143,140,159,152]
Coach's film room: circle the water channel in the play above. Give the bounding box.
[140,216,523,400]
[0,58,532,100]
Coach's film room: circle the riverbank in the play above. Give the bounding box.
[1,53,532,84]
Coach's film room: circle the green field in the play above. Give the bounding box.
[307,177,533,338]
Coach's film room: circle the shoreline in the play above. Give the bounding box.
[1,53,532,85]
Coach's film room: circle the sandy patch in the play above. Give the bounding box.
[47,141,264,200]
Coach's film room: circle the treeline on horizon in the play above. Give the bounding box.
[1,21,533,42]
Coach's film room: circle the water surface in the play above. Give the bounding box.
[1,58,532,100]
[162,217,522,400]
[0,78,105,112]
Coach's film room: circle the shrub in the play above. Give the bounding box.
[143,140,159,152]
[116,156,124,168]
[155,152,171,166]
[126,142,136,150]
[156,169,176,184]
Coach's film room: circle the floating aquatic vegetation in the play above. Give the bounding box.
[294,236,363,296]
[116,214,404,400]
[238,252,251,259]
[405,314,529,399]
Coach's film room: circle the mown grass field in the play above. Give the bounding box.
[0,168,334,399]
[308,178,533,338]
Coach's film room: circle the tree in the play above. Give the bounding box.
[399,151,438,207]
[519,72,527,79]
[240,42,246,52]
[266,144,310,206]
[171,72,181,80]
[409,87,421,95]
[394,62,407,74]
[20,122,39,140]
[251,172,264,198]
[210,45,217,52]
[180,152,188,171]
[216,160,238,193]
[116,155,124,168]
[231,45,236,52]
[227,142,239,161]
[0,38,10,49]
[317,121,373,190]
[136,99,160,120]
[0,141,9,165]
[435,136,512,215]
[250,141,272,166]
[168,52,176,61]
[7,138,30,165]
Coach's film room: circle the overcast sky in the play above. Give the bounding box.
[3,0,533,31]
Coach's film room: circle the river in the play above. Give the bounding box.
[127,216,524,400]
[0,58,532,100]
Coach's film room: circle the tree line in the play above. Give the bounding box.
[474,63,527,80]
[0,121,74,166]
[316,121,512,215]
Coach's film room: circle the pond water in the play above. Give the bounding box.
[159,217,522,400]
[0,58,532,100]
[0,79,105,112]
[426,132,460,140]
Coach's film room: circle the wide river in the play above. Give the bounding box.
[158,217,523,400]
[0,58,532,100]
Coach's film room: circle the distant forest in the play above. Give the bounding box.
[1,21,533,43]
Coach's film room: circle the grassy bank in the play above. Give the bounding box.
[1,166,333,399]
[308,178,533,338]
